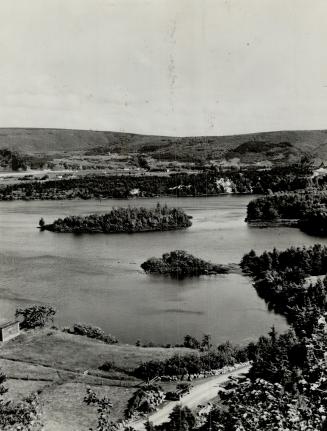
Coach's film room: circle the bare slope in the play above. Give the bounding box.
[0,127,327,162]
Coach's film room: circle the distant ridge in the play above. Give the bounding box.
[0,127,327,162]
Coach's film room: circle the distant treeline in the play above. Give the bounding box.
[0,166,312,200]
[246,190,327,236]
[141,250,229,277]
[41,204,192,233]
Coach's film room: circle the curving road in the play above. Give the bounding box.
[131,365,250,430]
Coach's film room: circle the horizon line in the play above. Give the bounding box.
[0,126,326,139]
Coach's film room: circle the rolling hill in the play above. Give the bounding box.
[0,128,327,163]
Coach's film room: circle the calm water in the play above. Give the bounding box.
[1,195,324,345]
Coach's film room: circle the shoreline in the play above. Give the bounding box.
[0,191,256,202]
[247,218,299,228]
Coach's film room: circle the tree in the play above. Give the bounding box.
[138,155,150,171]
[183,335,200,350]
[16,305,56,329]
[166,405,196,431]
[201,334,212,351]
[0,370,42,430]
[84,388,114,431]
[144,420,156,431]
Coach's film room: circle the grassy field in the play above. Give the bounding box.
[0,329,193,372]
[0,329,196,430]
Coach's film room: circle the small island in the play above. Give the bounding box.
[141,250,231,277]
[39,203,192,233]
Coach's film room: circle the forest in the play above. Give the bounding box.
[246,190,327,221]
[141,250,229,277]
[40,204,192,233]
[241,245,327,331]
[0,165,312,200]
[246,190,327,236]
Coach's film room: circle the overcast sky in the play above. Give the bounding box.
[0,0,326,136]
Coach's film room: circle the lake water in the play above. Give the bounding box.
[1,195,324,346]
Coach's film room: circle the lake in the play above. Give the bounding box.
[1,195,324,346]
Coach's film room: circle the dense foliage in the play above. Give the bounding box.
[200,374,326,431]
[16,305,56,329]
[125,385,164,419]
[154,405,196,431]
[0,371,43,430]
[42,204,192,233]
[63,323,118,344]
[241,244,327,277]
[134,341,249,380]
[299,207,327,236]
[0,166,311,200]
[241,245,327,331]
[246,190,327,221]
[84,388,114,431]
[246,190,327,236]
[204,244,327,430]
[141,250,229,277]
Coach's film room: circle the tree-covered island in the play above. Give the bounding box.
[39,203,192,233]
[141,250,231,277]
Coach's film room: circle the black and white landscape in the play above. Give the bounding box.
[0,1,326,430]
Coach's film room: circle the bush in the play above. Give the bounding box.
[15,305,56,329]
[99,361,116,372]
[65,323,118,344]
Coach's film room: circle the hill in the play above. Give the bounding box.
[0,127,327,163]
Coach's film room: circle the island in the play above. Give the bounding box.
[39,204,192,233]
[141,250,231,277]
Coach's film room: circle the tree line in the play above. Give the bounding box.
[247,189,327,236]
[0,165,312,200]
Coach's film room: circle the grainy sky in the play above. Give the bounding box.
[0,0,326,136]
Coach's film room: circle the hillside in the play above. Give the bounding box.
[0,128,327,163]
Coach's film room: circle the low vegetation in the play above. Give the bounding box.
[63,323,118,344]
[40,204,192,233]
[141,250,229,277]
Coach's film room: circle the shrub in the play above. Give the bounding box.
[15,305,56,329]
[65,323,118,344]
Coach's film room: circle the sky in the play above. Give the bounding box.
[0,0,327,136]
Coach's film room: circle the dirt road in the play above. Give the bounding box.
[131,365,250,430]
